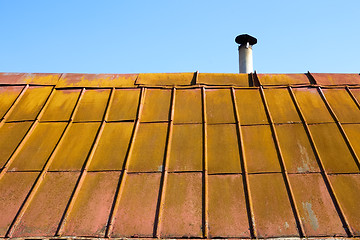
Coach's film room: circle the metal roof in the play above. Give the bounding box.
[0,72,360,239]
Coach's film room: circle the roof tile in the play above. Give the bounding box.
[206,88,235,124]
[74,89,110,122]
[234,89,268,125]
[169,124,203,172]
[89,122,134,171]
[107,89,140,121]
[62,172,120,237]
[289,174,346,236]
[159,172,203,238]
[0,172,38,237]
[309,123,359,173]
[141,89,172,122]
[311,73,360,85]
[264,88,301,124]
[242,125,281,173]
[41,89,81,121]
[111,173,161,237]
[275,124,319,173]
[257,73,310,86]
[49,123,100,171]
[7,86,53,121]
[9,122,67,171]
[0,86,24,119]
[136,73,194,86]
[173,88,202,124]
[207,124,241,174]
[249,173,299,238]
[197,73,249,86]
[56,73,137,88]
[0,122,33,168]
[12,172,79,237]
[208,174,250,238]
[128,123,168,172]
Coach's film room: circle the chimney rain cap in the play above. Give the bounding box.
[235,34,257,45]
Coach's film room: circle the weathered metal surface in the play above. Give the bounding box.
[249,173,299,238]
[289,174,346,236]
[0,73,60,85]
[49,123,100,171]
[173,88,202,123]
[12,172,79,237]
[349,88,360,103]
[309,123,359,173]
[275,124,319,173]
[0,172,38,236]
[41,89,81,121]
[141,89,171,122]
[205,89,235,124]
[9,123,67,171]
[159,172,202,238]
[311,73,360,85]
[329,174,360,235]
[264,88,301,123]
[74,89,110,122]
[292,88,334,123]
[168,124,203,172]
[257,74,310,86]
[207,124,241,174]
[56,73,138,88]
[208,174,250,238]
[0,86,24,119]
[234,89,268,125]
[107,89,140,121]
[343,124,360,157]
[89,122,134,171]
[111,173,161,237]
[197,73,249,86]
[322,88,360,123]
[0,122,32,168]
[62,172,120,237]
[7,86,53,121]
[242,125,281,173]
[128,123,168,172]
[136,73,195,86]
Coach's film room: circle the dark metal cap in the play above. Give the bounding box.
[235,34,257,45]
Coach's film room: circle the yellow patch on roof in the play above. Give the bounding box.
[136,72,195,86]
[197,73,249,86]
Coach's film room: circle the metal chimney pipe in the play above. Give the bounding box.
[235,34,257,73]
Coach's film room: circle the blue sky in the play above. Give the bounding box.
[0,1,359,74]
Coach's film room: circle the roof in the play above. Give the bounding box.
[0,71,360,239]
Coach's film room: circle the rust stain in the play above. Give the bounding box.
[257,73,310,85]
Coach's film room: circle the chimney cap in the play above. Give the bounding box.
[235,34,257,45]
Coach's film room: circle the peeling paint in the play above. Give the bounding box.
[302,202,319,231]
[296,140,311,173]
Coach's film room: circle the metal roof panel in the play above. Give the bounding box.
[198,73,249,86]
[206,88,235,124]
[136,73,194,86]
[257,74,310,86]
[74,89,110,122]
[141,89,171,122]
[0,86,24,119]
[312,73,360,85]
[107,89,140,121]
[173,88,202,124]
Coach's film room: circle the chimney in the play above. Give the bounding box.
[235,34,257,73]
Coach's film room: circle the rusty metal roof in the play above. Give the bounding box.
[0,72,360,239]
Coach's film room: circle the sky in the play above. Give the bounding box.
[0,0,359,74]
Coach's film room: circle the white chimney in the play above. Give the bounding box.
[235,34,257,73]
